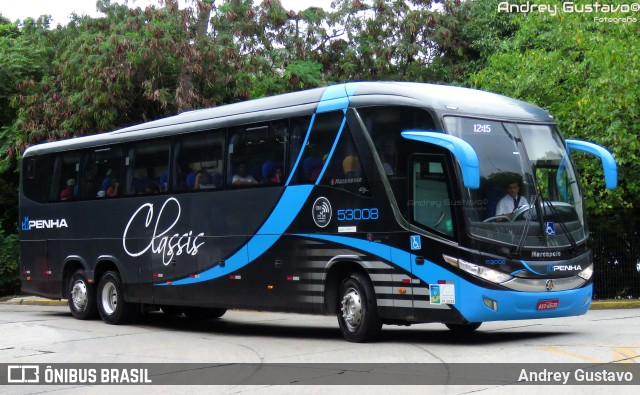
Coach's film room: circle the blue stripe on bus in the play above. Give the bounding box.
[316,84,354,113]
[519,260,545,276]
[317,97,350,113]
[285,84,354,186]
[314,117,347,185]
[296,233,411,273]
[165,185,314,285]
[295,233,462,286]
[285,113,316,186]
[250,185,314,252]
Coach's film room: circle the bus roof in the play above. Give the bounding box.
[23,82,554,156]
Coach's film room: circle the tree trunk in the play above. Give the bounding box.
[176,0,213,113]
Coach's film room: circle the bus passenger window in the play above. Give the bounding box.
[51,151,81,202]
[227,120,287,188]
[288,115,312,181]
[83,145,123,199]
[290,111,342,185]
[319,124,371,197]
[173,130,224,192]
[124,139,170,196]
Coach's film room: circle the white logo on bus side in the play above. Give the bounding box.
[122,197,205,266]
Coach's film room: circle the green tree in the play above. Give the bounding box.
[316,0,514,84]
[435,0,518,83]
[8,0,248,152]
[472,9,639,214]
[0,15,58,295]
[209,0,328,97]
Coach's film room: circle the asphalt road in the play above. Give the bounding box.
[1,304,639,394]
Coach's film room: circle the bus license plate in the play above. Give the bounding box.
[537,299,559,310]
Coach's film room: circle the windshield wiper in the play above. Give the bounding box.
[541,197,578,254]
[514,195,537,257]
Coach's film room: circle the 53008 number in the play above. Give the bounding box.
[337,208,379,221]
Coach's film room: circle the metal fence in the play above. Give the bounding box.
[590,213,640,299]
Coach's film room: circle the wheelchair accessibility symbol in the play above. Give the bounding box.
[410,235,422,250]
[545,222,556,236]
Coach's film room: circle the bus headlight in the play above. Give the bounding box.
[577,264,593,280]
[444,255,513,284]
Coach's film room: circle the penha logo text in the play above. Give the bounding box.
[22,216,68,231]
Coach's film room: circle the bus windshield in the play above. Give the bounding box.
[444,116,586,248]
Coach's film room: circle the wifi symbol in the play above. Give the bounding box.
[313,197,332,228]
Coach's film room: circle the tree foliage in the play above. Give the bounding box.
[472,8,640,214]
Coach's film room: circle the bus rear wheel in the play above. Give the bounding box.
[337,272,382,343]
[97,271,138,325]
[68,269,98,320]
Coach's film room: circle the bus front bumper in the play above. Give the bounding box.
[455,282,592,323]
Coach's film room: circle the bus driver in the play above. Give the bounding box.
[496,179,529,217]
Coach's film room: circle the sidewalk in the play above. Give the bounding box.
[3,296,640,309]
[2,295,68,306]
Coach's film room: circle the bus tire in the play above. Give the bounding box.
[68,269,98,320]
[97,271,137,325]
[445,322,482,333]
[337,272,382,343]
[184,307,227,320]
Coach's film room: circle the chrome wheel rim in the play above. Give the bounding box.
[341,287,362,332]
[71,280,88,311]
[101,282,118,315]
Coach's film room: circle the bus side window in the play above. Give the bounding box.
[173,129,225,192]
[227,120,287,188]
[23,155,50,203]
[124,139,170,196]
[290,111,343,185]
[80,145,124,199]
[288,115,312,182]
[318,123,372,197]
[51,151,81,201]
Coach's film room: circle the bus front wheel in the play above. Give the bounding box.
[68,269,98,320]
[97,271,138,325]
[337,272,382,343]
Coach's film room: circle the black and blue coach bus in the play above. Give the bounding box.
[19,82,617,342]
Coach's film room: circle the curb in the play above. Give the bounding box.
[589,300,640,310]
[3,297,640,309]
[3,297,68,306]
